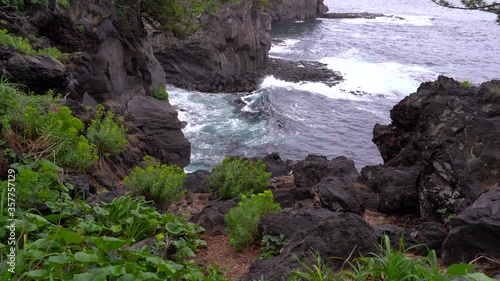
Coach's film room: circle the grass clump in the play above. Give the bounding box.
[225,190,280,251]
[0,77,97,170]
[86,104,127,157]
[124,156,186,210]
[0,29,68,61]
[208,157,271,199]
[460,80,472,88]
[149,86,169,101]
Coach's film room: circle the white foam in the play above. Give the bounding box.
[258,76,366,101]
[320,53,437,98]
[270,39,300,54]
[343,15,433,26]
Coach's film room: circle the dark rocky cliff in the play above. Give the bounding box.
[267,0,328,23]
[153,1,272,93]
[0,1,190,168]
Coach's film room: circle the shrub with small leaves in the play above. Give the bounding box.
[208,157,271,199]
[0,78,97,170]
[0,29,68,61]
[123,156,186,210]
[225,190,280,251]
[149,86,169,101]
[86,104,127,157]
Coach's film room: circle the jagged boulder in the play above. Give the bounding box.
[191,199,238,236]
[373,76,500,219]
[243,212,378,280]
[442,187,500,265]
[360,165,421,213]
[292,155,359,189]
[316,176,365,214]
[183,170,211,193]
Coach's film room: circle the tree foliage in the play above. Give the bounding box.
[431,0,500,24]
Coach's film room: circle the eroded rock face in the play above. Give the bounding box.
[153,1,271,92]
[267,0,328,23]
[6,1,192,168]
[373,76,500,219]
[442,187,500,265]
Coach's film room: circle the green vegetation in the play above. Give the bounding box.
[86,104,127,157]
[460,80,472,88]
[0,0,70,10]
[9,158,71,210]
[149,86,169,101]
[260,234,288,259]
[0,190,228,280]
[0,77,97,170]
[208,157,271,199]
[431,0,500,24]
[225,190,280,251]
[288,235,498,281]
[0,29,68,61]
[124,156,187,210]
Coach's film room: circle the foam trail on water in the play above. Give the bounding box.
[342,15,434,26]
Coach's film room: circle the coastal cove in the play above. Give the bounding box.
[0,0,499,280]
[170,0,500,172]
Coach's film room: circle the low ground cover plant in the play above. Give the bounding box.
[86,104,127,157]
[207,157,271,199]
[124,156,186,210]
[225,190,280,251]
[0,29,68,61]
[0,78,97,170]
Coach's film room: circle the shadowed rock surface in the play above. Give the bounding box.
[267,0,328,23]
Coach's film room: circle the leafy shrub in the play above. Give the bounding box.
[208,157,271,199]
[1,158,70,210]
[260,234,287,259]
[460,80,472,88]
[149,86,169,101]
[0,194,214,280]
[225,190,280,251]
[124,156,186,209]
[0,78,97,169]
[86,104,127,157]
[0,29,68,61]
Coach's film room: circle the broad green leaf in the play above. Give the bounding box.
[59,229,84,244]
[27,238,52,250]
[47,253,69,265]
[24,249,46,259]
[72,272,107,281]
[109,224,123,233]
[447,263,476,275]
[461,273,497,281]
[45,213,69,223]
[24,269,50,279]
[103,265,126,276]
[93,206,110,216]
[91,236,129,251]
[117,273,137,281]
[165,222,182,234]
[74,251,99,263]
[77,221,102,233]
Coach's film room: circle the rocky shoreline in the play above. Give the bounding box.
[0,0,499,280]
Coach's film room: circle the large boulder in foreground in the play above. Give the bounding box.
[442,187,500,265]
[292,155,359,189]
[373,76,500,219]
[243,212,378,280]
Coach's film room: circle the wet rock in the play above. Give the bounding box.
[262,153,290,177]
[67,174,95,200]
[272,188,314,208]
[153,1,271,93]
[256,58,342,87]
[192,199,238,236]
[360,165,421,213]
[259,208,336,239]
[442,187,500,265]
[183,170,211,193]
[0,47,70,94]
[293,155,359,190]
[243,212,378,280]
[127,95,191,168]
[317,176,365,214]
[373,76,500,219]
[321,12,386,19]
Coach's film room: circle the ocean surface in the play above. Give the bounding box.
[169,0,500,172]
